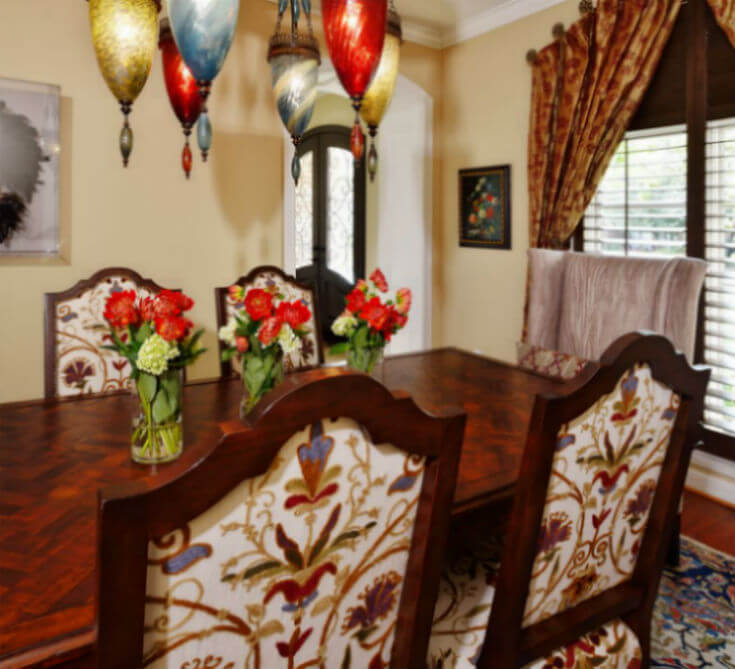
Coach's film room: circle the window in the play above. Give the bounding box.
[294,125,366,343]
[704,118,735,435]
[583,121,735,438]
[584,126,687,258]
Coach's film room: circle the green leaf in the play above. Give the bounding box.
[160,372,181,412]
[242,560,282,581]
[137,373,157,404]
[152,387,176,423]
[135,322,153,344]
[330,342,350,354]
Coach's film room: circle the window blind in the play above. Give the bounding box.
[584,125,687,258]
[705,119,735,436]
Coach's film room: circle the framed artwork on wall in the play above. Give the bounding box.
[458,164,511,249]
[0,77,60,257]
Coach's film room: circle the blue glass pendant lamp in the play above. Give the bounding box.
[267,0,320,184]
[168,0,240,161]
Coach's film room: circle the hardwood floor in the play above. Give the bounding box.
[682,489,735,555]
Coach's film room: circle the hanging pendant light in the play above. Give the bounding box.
[159,18,203,178]
[322,0,388,163]
[168,0,240,161]
[360,0,401,181]
[88,0,160,166]
[268,0,321,185]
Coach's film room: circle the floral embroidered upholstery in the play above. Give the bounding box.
[50,273,161,397]
[523,364,680,627]
[523,620,641,669]
[427,541,641,669]
[144,417,425,669]
[428,363,677,669]
[517,341,589,381]
[224,269,320,373]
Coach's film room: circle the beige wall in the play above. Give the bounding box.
[0,0,442,403]
[437,0,579,359]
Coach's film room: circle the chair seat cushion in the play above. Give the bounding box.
[427,542,642,669]
[517,342,589,381]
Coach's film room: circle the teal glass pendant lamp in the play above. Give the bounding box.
[267,0,321,184]
[168,0,240,161]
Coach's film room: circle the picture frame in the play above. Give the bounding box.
[458,164,511,249]
[0,77,61,258]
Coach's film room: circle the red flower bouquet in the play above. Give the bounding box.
[102,289,205,465]
[331,269,411,373]
[219,285,313,416]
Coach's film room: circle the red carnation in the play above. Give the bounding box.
[258,316,284,346]
[245,288,274,321]
[154,290,194,318]
[139,296,156,322]
[276,300,311,329]
[370,268,389,292]
[346,287,367,314]
[396,287,412,316]
[155,315,192,342]
[103,291,140,329]
[235,336,250,353]
[359,297,390,332]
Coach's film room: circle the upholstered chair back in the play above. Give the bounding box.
[97,371,465,669]
[215,266,323,376]
[44,268,171,398]
[523,249,706,367]
[479,334,709,669]
[521,363,680,627]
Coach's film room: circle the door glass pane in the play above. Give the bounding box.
[295,151,314,270]
[327,146,355,282]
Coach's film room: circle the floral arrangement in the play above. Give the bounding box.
[219,285,313,415]
[331,269,411,373]
[103,289,205,463]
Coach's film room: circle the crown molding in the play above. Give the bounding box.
[442,0,567,47]
[263,0,566,51]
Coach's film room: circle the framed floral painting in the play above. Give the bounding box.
[458,164,511,249]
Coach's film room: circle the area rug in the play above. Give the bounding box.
[652,536,735,668]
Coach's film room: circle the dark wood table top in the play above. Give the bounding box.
[0,347,560,668]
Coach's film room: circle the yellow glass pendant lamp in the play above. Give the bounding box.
[360,0,402,181]
[89,0,160,166]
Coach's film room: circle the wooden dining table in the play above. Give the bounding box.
[0,347,562,669]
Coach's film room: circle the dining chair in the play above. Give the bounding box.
[215,265,324,376]
[428,333,709,669]
[96,368,465,669]
[44,267,173,399]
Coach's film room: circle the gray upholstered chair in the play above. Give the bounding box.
[518,249,706,379]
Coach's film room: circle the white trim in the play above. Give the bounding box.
[402,21,445,50]
[686,449,735,507]
[442,0,567,47]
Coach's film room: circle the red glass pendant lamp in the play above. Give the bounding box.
[159,18,203,178]
[322,0,388,162]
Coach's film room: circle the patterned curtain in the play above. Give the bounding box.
[708,0,735,47]
[528,0,681,249]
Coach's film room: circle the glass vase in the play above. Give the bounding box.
[347,345,385,375]
[239,350,285,420]
[131,369,184,465]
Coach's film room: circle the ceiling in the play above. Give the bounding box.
[296,0,566,48]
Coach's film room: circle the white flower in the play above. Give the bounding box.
[218,318,238,347]
[332,311,358,337]
[277,323,300,355]
[136,334,179,376]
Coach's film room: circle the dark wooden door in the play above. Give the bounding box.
[295,125,366,344]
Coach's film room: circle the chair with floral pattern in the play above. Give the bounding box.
[215,266,323,377]
[428,333,709,669]
[96,368,465,669]
[44,268,174,398]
